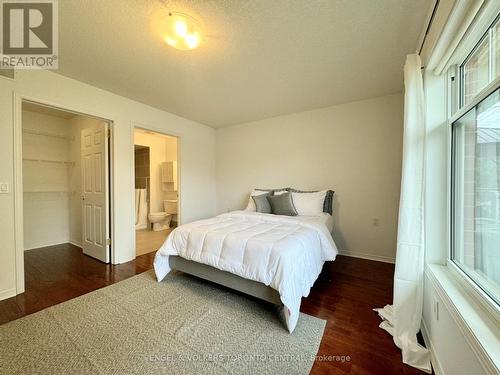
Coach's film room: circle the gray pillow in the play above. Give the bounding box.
[267,192,298,216]
[252,193,272,214]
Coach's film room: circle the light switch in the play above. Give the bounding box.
[0,182,9,194]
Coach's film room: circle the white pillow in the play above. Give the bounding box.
[273,190,288,195]
[291,190,327,216]
[245,190,270,211]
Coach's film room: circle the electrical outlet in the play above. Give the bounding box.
[0,182,8,194]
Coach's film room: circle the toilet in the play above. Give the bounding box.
[148,199,177,231]
[148,212,171,231]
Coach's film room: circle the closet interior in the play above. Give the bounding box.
[22,102,109,261]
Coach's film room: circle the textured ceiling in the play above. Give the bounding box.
[57,0,432,127]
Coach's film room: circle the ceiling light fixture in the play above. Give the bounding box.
[161,12,202,51]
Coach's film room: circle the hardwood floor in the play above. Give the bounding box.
[0,245,425,374]
[0,243,155,325]
[302,257,426,375]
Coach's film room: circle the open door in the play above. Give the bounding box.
[81,122,110,262]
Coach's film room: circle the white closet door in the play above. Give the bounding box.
[81,123,110,263]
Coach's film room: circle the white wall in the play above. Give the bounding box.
[422,270,487,375]
[165,136,178,166]
[22,110,72,250]
[0,69,216,300]
[216,93,404,262]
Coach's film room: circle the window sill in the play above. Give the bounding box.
[425,264,500,374]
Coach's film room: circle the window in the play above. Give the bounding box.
[451,88,500,305]
[495,19,500,77]
[460,16,500,107]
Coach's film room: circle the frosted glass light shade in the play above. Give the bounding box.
[161,13,201,51]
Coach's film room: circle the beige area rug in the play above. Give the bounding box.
[1,270,325,374]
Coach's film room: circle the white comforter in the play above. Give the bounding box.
[154,211,338,333]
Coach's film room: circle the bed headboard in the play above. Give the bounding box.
[323,190,334,215]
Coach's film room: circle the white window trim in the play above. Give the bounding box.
[422,2,500,373]
[438,5,500,372]
[436,0,500,75]
[450,74,500,124]
[425,264,500,374]
[447,61,500,324]
[446,260,500,326]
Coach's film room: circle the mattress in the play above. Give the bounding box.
[154,210,338,333]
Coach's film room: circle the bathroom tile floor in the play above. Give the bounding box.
[135,228,173,256]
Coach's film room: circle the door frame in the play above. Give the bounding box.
[13,93,115,294]
[131,123,181,255]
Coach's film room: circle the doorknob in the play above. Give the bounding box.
[81,194,85,201]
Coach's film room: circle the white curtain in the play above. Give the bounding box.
[374,54,431,373]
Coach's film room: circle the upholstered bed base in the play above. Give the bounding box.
[169,255,282,305]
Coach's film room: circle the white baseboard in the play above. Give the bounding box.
[69,239,82,248]
[113,254,135,265]
[24,239,69,251]
[0,287,16,301]
[421,319,445,375]
[338,250,395,264]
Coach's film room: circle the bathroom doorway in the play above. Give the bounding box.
[134,128,179,256]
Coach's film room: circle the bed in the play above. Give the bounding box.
[154,192,338,333]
